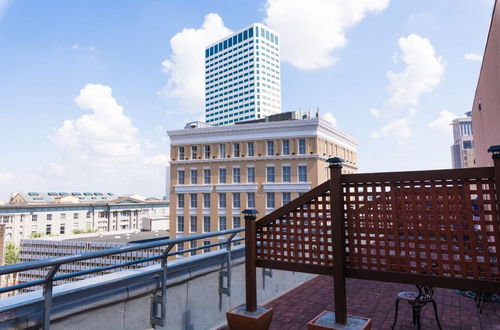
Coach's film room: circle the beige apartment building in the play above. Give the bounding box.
[167,112,358,254]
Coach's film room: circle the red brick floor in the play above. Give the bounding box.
[222,276,500,329]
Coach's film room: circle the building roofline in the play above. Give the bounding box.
[168,117,358,148]
[471,0,498,110]
[205,22,278,49]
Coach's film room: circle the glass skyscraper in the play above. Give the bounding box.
[204,23,281,126]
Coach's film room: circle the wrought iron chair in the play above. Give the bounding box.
[392,285,442,330]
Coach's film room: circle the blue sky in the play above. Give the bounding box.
[0,0,495,200]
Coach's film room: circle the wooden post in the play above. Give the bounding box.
[488,145,500,266]
[243,209,258,312]
[328,157,347,325]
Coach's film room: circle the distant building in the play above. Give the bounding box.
[19,230,169,291]
[451,111,475,168]
[471,1,500,166]
[205,23,281,126]
[168,111,358,255]
[0,192,169,245]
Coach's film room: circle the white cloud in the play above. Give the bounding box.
[387,34,444,107]
[464,52,483,62]
[264,0,390,70]
[160,13,232,112]
[369,108,380,118]
[143,154,170,166]
[322,112,337,126]
[0,172,14,184]
[51,83,141,159]
[371,108,417,142]
[371,117,412,141]
[427,109,458,131]
[72,43,80,50]
[43,83,170,197]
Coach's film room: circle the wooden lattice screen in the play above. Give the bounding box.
[255,166,500,291]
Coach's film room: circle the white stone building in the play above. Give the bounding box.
[0,192,169,246]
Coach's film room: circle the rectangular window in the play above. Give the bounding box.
[266,166,275,182]
[233,167,241,183]
[61,213,66,220]
[203,193,210,208]
[266,192,275,208]
[178,242,184,254]
[73,213,79,220]
[46,214,52,221]
[282,140,290,155]
[190,241,197,256]
[219,168,227,183]
[178,194,185,208]
[204,145,211,158]
[178,170,185,184]
[203,169,211,184]
[463,140,473,149]
[219,216,227,231]
[282,192,291,205]
[32,214,38,221]
[190,194,197,208]
[31,225,37,233]
[248,27,253,38]
[299,139,306,154]
[204,240,211,253]
[267,141,274,155]
[282,166,291,182]
[177,216,184,232]
[233,216,241,228]
[247,142,254,156]
[247,167,255,183]
[247,192,256,208]
[298,165,308,182]
[179,146,185,160]
[219,193,226,208]
[233,143,240,157]
[190,169,198,184]
[203,216,211,232]
[46,224,52,235]
[191,145,198,159]
[60,224,65,235]
[190,216,197,232]
[219,144,226,158]
[233,193,241,208]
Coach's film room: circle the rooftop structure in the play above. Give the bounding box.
[18,230,169,291]
[205,23,281,126]
[9,192,116,204]
[450,111,475,168]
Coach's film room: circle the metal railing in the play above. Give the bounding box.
[0,228,244,329]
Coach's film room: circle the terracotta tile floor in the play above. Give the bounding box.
[222,275,500,329]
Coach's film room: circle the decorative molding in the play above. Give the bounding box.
[262,183,311,192]
[174,185,213,193]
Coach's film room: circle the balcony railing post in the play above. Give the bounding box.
[488,145,500,261]
[242,209,258,312]
[42,265,60,330]
[328,157,347,325]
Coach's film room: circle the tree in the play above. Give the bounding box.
[4,242,19,265]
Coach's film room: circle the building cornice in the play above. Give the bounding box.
[167,118,357,151]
